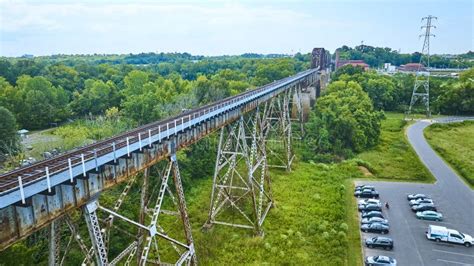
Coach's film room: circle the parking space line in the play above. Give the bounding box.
[436,258,473,265]
[433,249,474,258]
[403,216,425,266]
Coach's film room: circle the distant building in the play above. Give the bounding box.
[399,63,426,72]
[384,63,396,72]
[21,54,34,58]
[335,51,369,70]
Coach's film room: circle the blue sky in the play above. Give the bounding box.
[0,0,472,56]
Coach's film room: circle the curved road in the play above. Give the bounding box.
[358,117,474,266]
[407,118,474,221]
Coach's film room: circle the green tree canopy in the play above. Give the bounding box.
[0,106,19,154]
[12,75,69,129]
[305,80,384,161]
[69,79,120,116]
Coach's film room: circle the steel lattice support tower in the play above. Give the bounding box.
[205,109,273,234]
[264,90,294,171]
[407,15,437,118]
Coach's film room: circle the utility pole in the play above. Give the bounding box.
[406,15,437,119]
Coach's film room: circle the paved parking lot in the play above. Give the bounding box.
[356,181,474,266]
[356,119,474,266]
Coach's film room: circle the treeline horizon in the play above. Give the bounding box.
[2,44,472,68]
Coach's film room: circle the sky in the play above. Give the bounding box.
[0,0,472,57]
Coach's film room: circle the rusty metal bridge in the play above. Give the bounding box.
[0,48,330,265]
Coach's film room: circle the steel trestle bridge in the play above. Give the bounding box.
[0,48,330,265]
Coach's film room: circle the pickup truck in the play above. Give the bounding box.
[426,225,474,247]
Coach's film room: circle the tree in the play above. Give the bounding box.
[253,59,295,85]
[334,68,398,111]
[123,70,149,96]
[459,67,474,82]
[193,75,230,104]
[14,75,69,129]
[434,80,474,115]
[0,107,19,154]
[69,79,119,116]
[364,78,396,110]
[333,65,364,80]
[305,81,383,160]
[0,77,17,112]
[45,64,80,92]
[121,92,160,124]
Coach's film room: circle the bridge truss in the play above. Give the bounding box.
[0,50,329,265]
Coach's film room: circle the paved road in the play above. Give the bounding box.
[357,117,474,266]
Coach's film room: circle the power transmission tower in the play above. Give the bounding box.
[406,15,437,119]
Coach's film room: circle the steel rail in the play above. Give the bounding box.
[0,68,317,195]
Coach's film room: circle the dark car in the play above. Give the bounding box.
[355,189,380,198]
[355,185,375,191]
[361,217,389,226]
[361,222,389,234]
[359,203,382,212]
[365,255,397,265]
[365,236,394,250]
[411,204,437,212]
[362,211,384,219]
[407,193,430,201]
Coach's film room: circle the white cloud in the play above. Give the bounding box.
[0,0,471,56]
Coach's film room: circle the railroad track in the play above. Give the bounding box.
[0,70,314,194]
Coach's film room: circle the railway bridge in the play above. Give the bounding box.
[0,48,331,265]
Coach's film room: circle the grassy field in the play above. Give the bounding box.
[425,121,474,188]
[0,158,364,265]
[356,112,434,183]
[184,159,364,265]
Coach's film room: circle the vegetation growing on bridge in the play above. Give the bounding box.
[425,121,474,188]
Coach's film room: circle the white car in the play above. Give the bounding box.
[358,199,381,206]
[409,198,434,206]
[426,225,473,247]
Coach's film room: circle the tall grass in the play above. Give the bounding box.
[425,121,474,188]
[357,112,434,182]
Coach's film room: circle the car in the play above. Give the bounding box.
[412,204,437,212]
[361,217,389,226]
[365,255,397,266]
[355,185,375,191]
[361,211,384,219]
[359,203,382,212]
[416,210,443,221]
[365,236,394,250]
[409,198,434,206]
[355,189,380,198]
[358,200,382,210]
[407,193,430,201]
[426,225,474,247]
[359,198,381,205]
[361,222,389,234]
